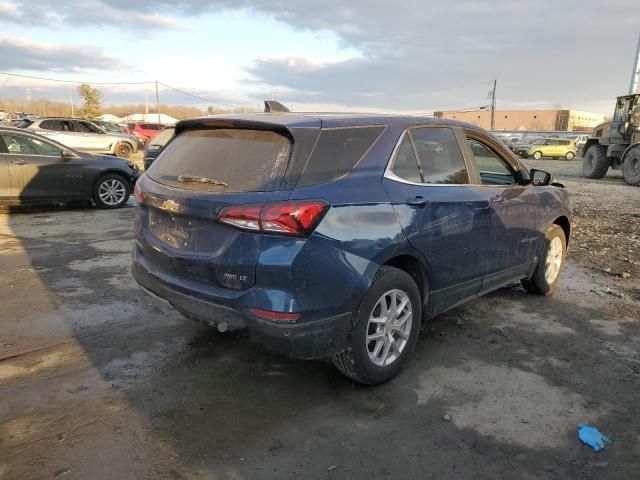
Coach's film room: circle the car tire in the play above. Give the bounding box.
[565,151,575,161]
[92,173,130,209]
[622,145,640,186]
[115,142,133,158]
[532,151,542,160]
[583,144,609,179]
[522,224,566,296]
[332,266,421,385]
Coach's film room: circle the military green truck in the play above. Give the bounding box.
[582,93,640,186]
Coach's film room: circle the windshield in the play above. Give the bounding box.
[532,138,546,145]
[148,127,174,147]
[148,128,291,193]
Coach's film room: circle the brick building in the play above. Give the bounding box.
[433,109,606,132]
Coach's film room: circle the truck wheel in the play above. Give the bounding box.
[622,146,640,186]
[532,151,542,160]
[565,151,575,160]
[522,224,566,296]
[583,144,609,179]
[332,266,421,385]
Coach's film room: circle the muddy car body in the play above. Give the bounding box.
[132,113,572,384]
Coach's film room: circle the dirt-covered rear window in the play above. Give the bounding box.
[148,129,291,193]
[296,126,385,187]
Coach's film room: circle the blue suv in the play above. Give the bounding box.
[132,113,571,384]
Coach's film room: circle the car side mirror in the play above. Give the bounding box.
[530,168,552,186]
[61,150,75,160]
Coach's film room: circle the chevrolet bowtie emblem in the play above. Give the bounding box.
[160,199,180,213]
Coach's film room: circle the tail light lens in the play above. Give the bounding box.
[218,200,329,236]
[133,182,144,205]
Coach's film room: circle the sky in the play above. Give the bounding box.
[0,0,639,115]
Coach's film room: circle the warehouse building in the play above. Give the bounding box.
[433,109,606,132]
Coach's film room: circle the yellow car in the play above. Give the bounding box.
[526,138,576,160]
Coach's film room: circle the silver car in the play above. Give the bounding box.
[18,117,138,158]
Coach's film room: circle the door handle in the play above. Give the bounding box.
[406,196,431,208]
[10,159,26,165]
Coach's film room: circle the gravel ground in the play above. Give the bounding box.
[0,158,638,479]
[524,158,640,308]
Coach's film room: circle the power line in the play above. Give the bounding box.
[159,82,244,109]
[0,71,248,110]
[0,71,153,85]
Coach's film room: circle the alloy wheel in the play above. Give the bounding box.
[365,289,413,367]
[98,178,127,206]
[544,236,563,284]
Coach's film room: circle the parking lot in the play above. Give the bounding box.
[1,160,639,479]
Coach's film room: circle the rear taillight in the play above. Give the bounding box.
[218,200,329,236]
[133,182,144,205]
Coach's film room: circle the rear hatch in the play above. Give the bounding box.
[138,118,319,291]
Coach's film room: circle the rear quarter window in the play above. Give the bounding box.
[147,128,291,193]
[296,126,385,187]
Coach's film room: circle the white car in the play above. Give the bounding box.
[18,117,138,158]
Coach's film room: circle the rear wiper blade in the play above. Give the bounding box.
[177,175,228,186]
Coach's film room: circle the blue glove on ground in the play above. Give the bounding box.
[578,424,612,452]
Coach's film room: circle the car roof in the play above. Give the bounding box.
[177,112,483,132]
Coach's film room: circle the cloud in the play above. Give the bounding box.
[0,35,126,72]
[0,0,179,30]
[2,0,640,112]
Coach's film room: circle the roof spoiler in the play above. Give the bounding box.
[264,101,290,113]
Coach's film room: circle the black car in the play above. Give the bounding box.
[143,126,175,170]
[0,127,139,209]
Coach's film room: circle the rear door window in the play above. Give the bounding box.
[410,127,469,184]
[296,126,384,187]
[148,129,291,193]
[39,120,60,130]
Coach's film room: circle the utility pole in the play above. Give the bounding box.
[489,80,497,130]
[70,96,74,117]
[144,90,149,116]
[155,80,161,124]
[629,32,640,94]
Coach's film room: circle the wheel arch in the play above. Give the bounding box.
[621,142,640,162]
[381,254,430,319]
[583,138,601,152]
[92,169,131,190]
[552,215,571,246]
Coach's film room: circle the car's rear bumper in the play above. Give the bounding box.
[131,254,352,360]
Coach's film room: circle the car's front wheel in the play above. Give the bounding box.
[92,173,130,209]
[532,151,543,160]
[115,142,133,158]
[565,151,575,160]
[522,224,566,295]
[332,266,421,385]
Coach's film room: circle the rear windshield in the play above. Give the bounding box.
[296,126,385,187]
[17,119,33,128]
[148,127,174,147]
[148,129,291,193]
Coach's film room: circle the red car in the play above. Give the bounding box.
[128,123,167,144]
